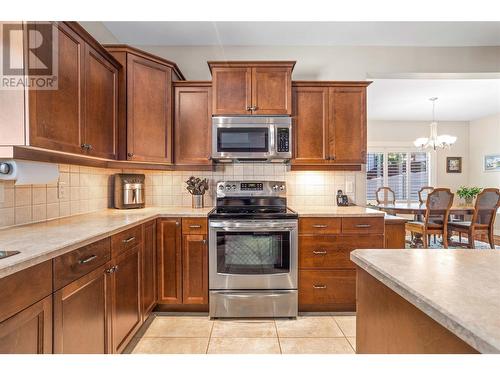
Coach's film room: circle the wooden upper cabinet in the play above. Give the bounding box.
[126,54,172,163]
[105,45,185,163]
[157,218,183,305]
[291,81,370,169]
[28,22,120,159]
[174,82,212,165]
[209,61,295,116]
[29,22,84,154]
[83,45,118,159]
[212,67,251,115]
[292,86,329,164]
[252,67,292,115]
[328,86,367,164]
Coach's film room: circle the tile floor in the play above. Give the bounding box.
[130,315,356,354]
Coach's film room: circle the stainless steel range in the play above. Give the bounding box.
[208,180,298,318]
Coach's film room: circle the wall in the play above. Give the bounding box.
[368,120,470,191]
[135,45,500,81]
[468,113,500,235]
[0,163,359,229]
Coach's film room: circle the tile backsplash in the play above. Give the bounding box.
[0,162,359,229]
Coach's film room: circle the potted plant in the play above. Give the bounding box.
[456,186,481,205]
[185,176,209,208]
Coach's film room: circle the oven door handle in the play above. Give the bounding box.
[209,221,297,231]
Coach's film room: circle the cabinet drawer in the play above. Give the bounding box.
[182,218,208,235]
[299,269,356,312]
[299,218,341,235]
[111,225,143,257]
[53,237,111,290]
[299,235,384,269]
[341,217,384,234]
[0,261,52,323]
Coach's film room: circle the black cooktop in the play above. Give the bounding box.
[208,206,298,220]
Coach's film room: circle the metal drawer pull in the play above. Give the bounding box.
[313,284,327,289]
[313,250,327,255]
[189,224,202,228]
[355,224,372,228]
[312,224,328,228]
[106,265,118,274]
[78,254,97,264]
[122,236,136,243]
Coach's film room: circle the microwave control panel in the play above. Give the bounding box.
[277,128,290,153]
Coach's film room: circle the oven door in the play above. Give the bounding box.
[209,220,298,290]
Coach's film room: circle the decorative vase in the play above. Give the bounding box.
[192,194,204,209]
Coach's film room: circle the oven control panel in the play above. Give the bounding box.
[216,181,286,197]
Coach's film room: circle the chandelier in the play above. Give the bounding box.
[413,97,457,150]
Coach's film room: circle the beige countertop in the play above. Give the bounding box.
[290,206,384,217]
[350,249,500,354]
[0,207,212,279]
[0,205,388,279]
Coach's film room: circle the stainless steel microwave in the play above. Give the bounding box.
[211,116,292,162]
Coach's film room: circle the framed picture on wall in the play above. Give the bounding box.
[484,154,500,172]
[446,157,462,173]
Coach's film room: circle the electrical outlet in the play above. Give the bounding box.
[57,181,66,199]
[0,184,4,204]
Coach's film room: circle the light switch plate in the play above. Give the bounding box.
[57,181,66,199]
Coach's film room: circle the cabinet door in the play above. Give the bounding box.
[83,45,118,159]
[127,54,172,163]
[328,87,367,164]
[110,245,141,354]
[174,85,212,165]
[0,295,52,354]
[53,266,109,354]
[182,234,208,305]
[212,67,252,115]
[292,86,329,164]
[252,67,292,115]
[142,221,157,319]
[157,218,183,304]
[29,22,84,154]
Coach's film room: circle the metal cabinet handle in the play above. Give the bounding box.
[252,106,258,110]
[127,152,134,158]
[106,265,118,274]
[313,250,327,255]
[87,144,93,151]
[202,239,207,245]
[122,236,136,243]
[313,284,327,289]
[246,106,252,111]
[189,224,202,228]
[176,221,180,226]
[80,143,88,150]
[78,254,98,264]
[312,224,328,228]
[355,224,372,228]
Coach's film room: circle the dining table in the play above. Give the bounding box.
[373,202,475,247]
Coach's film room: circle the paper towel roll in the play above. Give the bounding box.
[0,160,59,185]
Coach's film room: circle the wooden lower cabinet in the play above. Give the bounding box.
[298,217,385,312]
[0,295,52,354]
[299,270,356,312]
[142,221,157,319]
[182,234,208,305]
[53,265,110,354]
[157,217,208,310]
[157,218,183,304]
[109,244,142,353]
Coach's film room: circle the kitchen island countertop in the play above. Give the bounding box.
[351,249,500,353]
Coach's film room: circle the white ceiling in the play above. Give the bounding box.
[367,79,500,121]
[100,22,500,46]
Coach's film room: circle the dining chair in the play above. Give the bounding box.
[448,188,500,249]
[375,187,396,205]
[405,188,454,248]
[418,186,434,204]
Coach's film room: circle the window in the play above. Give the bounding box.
[366,151,430,203]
